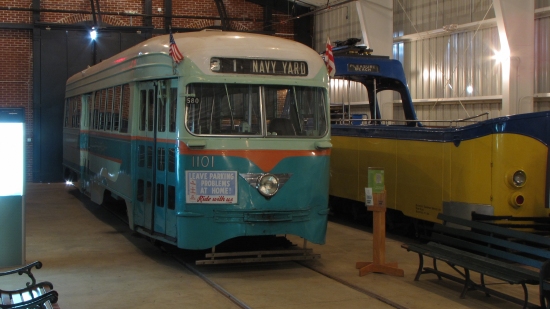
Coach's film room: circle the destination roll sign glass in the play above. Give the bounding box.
[347,63,380,73]
[210,57,308,76]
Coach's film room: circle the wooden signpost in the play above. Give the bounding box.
[356,168,404,277]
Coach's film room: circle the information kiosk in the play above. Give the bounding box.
[0,108,25,267]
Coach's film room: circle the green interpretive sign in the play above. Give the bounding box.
[368,167,385,193]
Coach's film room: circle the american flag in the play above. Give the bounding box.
[325,37,335,77]
[169,32,183,63]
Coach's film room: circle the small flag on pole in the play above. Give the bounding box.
[169,31,183,63]
[325,36,335,77]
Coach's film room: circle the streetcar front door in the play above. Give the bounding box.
[134,80,178,240]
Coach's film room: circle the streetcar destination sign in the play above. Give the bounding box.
[211,57,308,76]
[347,63,380,73]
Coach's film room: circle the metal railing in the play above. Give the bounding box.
[331,112,490,128]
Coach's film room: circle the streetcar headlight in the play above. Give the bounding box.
[257,174,279,197]
[511,170,527,187]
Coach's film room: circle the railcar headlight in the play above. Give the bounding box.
[257,174,279,197]
[511,170,526,187]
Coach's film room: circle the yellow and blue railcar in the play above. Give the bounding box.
[329,45,550,224]
[63,31,331,250]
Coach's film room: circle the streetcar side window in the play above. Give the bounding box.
[158,82,167,132]
[169,88,177,133]
[137,145,145,167]
[64,98,70,127]
[137,179,144,202]
[105,87,113,131]
[168,147,176,173]
[185,83,259,135]
[157,147,165,171]
[99,89,107,130]
[147,146,153,169]
[147,89,154,132]
[120,84,130,133]
[112,85,121,131]
[64,96,82,128]
[92,91,101,130]
[167,185,175,210]
[73,96,81,128]
[139,90,147,131]
[156,183,164,207]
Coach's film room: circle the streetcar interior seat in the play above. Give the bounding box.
[268,118,296,136]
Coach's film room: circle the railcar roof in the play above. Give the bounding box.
[333,55,408,86]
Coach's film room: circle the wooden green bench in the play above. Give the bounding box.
[0,261,59,309]
[402,213,550,309]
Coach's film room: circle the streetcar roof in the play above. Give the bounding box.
[66,30,326,92]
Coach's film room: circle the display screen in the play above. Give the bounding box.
[0,123,24,196]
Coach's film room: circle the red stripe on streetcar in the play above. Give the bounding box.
[179,141,330,172]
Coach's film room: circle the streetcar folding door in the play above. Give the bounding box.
[134,80,178,240]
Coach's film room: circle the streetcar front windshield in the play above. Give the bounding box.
[185,83,327,137]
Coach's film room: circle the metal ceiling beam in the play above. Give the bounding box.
[214,0,230,30]
[90,0,97,26]
[264,1,273,32]
[144,0,152,27]
[164,0,172,32]
[32,0,40,23]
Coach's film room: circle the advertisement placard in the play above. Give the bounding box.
[186,171,238,204]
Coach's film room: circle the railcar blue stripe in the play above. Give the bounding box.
[332,111,550,146]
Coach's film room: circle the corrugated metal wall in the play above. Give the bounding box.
[393,0,495,37]
[316,0,550,121]
[535,12,550,112]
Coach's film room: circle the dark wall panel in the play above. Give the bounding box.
[33,29,67,182]
[33,29,146,182]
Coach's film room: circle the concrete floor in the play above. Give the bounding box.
[0,183,539,308]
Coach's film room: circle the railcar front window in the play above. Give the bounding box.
[185,83,327,137]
